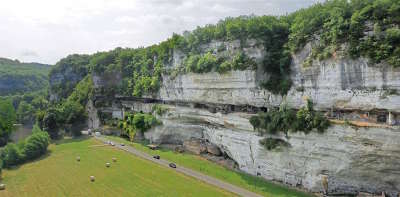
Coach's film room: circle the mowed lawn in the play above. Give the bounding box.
[105,136,314,197]
[1,137,235,197]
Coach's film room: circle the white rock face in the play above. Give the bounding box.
[144,105,400,196]
[159,46,400,112]
[159,70,281,107]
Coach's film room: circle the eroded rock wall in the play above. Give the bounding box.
[159,56,400,112]
[141,104,400,196]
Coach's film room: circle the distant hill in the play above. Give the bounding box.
[0,58,52,96]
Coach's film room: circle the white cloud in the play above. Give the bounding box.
[0,0,320,64]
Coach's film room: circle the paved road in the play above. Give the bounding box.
[94,136,263,197]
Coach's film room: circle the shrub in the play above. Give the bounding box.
[119,113,161,141]
[23,130,50,160]
[259,138,290,150]
[217,61,232,74]
[0,126,50,168]
[249,116,261,132]
[196,52,218,73]
[250,99,330,150]
[152,104,168,116]
[1,143,25,168]
[232,52,257,70]
[295,99,330,133]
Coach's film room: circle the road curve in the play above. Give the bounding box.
[94,136,263,197]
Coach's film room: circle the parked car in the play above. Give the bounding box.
[169,163,176,168]
[120,143,125,146]
[153,155,160,159]
[110,142,115,146]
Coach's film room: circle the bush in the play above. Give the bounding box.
[152,104,168,116]
[0,126,50,168]
[217,61,232,74]
[289,0,400,67]
[23,130,50,160]
[259,138,290,150]
[1,143,25,168]
[295,99,330,133]
[250,99,330,150]
[119,113,161,141]
[232,52,257,70]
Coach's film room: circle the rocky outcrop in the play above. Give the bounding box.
[183,139,207,155]
[142,104,400,196]
[206,143,222,156]
[182,138,222,156]
[49,66,87,101]
[159,57,400,113]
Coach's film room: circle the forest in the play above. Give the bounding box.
[0,58,51,96]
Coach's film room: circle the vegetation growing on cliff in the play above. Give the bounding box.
[49,54,90,100]
[151,104,168,116]
[37,76,93,139]
[289,0,400,67]
[250,100,330,150]
[50,0,400,100]
[118,112,161,141]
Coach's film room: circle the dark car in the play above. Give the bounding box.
[169,163,177,168]
[153,155,160,159]
[120,143,125,146]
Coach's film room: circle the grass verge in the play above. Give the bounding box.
[105,135,314,197]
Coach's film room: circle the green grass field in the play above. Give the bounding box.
[105,136,314,197]
[1,137,235,197]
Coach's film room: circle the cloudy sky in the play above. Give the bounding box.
[0,0,320,64]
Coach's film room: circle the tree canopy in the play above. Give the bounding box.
[0,99,16,146]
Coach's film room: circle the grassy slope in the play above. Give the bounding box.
[1,137,234,197]
[105,136,314,197]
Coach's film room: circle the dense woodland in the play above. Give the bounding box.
[0,58,51,96]
[1,0,399,150]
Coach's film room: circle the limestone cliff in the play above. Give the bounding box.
[160,44,400,113]
[87,42,400,196]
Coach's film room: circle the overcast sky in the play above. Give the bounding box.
[0,0,320,64]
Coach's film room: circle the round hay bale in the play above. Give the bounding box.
[112,158,117,162]
[90,176,95,182]
[106,162,110,167]
[0,184,6,190]
[76,156,80,162]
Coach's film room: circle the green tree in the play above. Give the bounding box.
[0,143,24,167]
[16,101,34,124]
[0,99,16,146]
[23,129,50,160]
